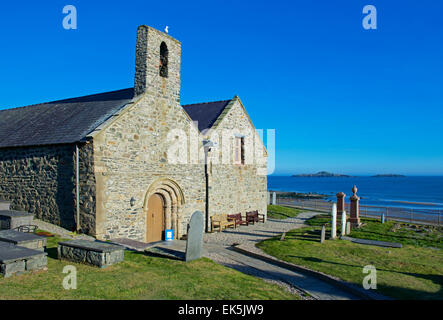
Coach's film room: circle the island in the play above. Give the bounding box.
[292,171,351,177]
[372,174,406,178]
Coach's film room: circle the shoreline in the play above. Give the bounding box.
[269,190,442,209]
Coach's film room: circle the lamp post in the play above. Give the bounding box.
[203,140,217,233]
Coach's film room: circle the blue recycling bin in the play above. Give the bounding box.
[165,229,174,241]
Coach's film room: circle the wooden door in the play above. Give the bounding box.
[146,194,165,243]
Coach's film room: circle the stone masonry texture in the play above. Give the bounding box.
[0,25,267,242]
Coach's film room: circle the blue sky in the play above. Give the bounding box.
[0,0,442,175]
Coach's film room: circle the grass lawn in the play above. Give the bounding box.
[257,215,443,300]
[267,205,303,219]
[0,233,297,300]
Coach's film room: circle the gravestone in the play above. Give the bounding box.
[349,185,361,227]
[272,192,277,205]
[0,210,34,230]
[330,203,337,239]
[381,213,385,224]
[280,232,286,241]
[320,225,326,243]
[0,230,46,251]
[341,211,347,236]
[58,240,125,268]
[185,211,204,262]
[0,242,47,278]
[346,221,351,235]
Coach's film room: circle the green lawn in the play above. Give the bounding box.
[0,234,297,300]
[267,205,303,219]
[257,215,443,300]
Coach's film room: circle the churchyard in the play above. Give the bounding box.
[257,214,443,300]
[0,230,298,300]
[266,205,304,219]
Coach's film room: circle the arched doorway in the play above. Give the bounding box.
[146,193,165,243]
[143,178,185,242]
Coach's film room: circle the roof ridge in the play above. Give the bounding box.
[0,88,134,113]
[181,99,231,108]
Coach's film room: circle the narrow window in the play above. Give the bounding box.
[159,42,168,78]
[234,137,245,165]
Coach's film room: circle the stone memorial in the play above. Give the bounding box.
[381,213,385,224]
[0,210,34,230]
[0,230,46,251]
[336,192,346,218]
[58,240,125,268]
[330,203,337,239]
[185,211,204,262]
[0,242,47,278]
[272,192,277,205]
[320,225,326,243]
[341,211,347,236]
[349,185,361,227]
[346,221,351,235]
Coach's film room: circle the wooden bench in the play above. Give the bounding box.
[246,210,265,225]
[227,213,249,228]
[211,214,235,232]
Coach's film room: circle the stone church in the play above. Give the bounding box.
[0,25,268,242]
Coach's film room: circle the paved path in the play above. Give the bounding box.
[151,211,360,300]
[201,211,359,300]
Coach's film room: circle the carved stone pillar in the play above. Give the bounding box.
[336,192,346,218]
[349,185,361,227]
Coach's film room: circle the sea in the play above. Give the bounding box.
[268,176,443,210]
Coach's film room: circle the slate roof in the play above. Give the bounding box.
[182,100,231,132]
[0,88,231,149]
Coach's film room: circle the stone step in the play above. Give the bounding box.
[0,201,11,211]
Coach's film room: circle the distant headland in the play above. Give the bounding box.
[292,171,351,177]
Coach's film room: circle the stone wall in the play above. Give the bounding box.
[92,93,206,240]
[0,144,77,230]
[0,143,97,234]
[207,99,268,220]
[92,95,267,241]
[76,141,97,235]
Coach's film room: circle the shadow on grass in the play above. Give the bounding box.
[351,229,439,246]
[287,254,443,299]
[46,247,58,259]
[285,229,323,242]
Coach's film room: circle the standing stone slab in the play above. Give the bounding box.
[185,211,204,262]
[0,230,46,251]
[0,243,47,278]
[346,221,351,235]
[272,192,277,205]
[341,211,347,237]
[320,225,326,243]
[330,203,337,239]
[58,240,125,268]
[0,210,34,230]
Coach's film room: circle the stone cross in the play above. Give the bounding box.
[336,192,346,218]
[341,210,347,236]
[331,203,337,239]
[346,221,351,235]
[349,185,361,227]
[185,211,204,262]
[320,225,326,243]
